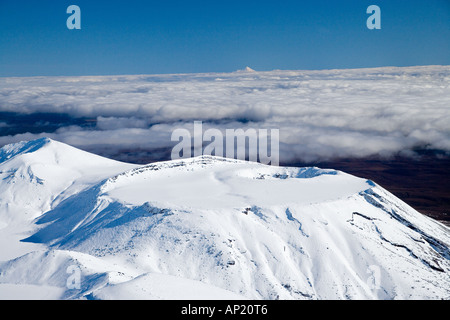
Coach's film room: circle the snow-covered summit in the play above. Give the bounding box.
[0,138,449,300]
[0,137,136,225]
[0,137,133,171]
[235,66,256,73]
[0,137,52,164]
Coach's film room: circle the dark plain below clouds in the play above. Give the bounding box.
[0,67,449,226]
[0,66,449,165]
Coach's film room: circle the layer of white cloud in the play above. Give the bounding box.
[0,65,449,163]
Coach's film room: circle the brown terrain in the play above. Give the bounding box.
[294,155,450,227]
[38,142,450,228]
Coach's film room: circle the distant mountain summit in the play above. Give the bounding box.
[0,138,449,300]
[236,66,256,72]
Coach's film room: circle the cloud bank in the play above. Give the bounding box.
[0,65,449,164]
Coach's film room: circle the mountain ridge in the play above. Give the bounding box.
[0,138,449,300]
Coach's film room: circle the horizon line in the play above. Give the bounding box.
[1,64,449,79]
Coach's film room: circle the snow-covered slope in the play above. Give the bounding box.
[0,137,137,222]
[0,139,449,300]
[0,138,137,260]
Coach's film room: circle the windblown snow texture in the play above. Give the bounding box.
[0,138,449,300]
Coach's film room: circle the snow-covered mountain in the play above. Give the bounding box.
[0,138,449,300]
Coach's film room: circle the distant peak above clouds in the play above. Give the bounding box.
[0,65,449,164]
[235,66,256,72]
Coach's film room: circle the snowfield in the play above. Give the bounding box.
[0,138,449,300]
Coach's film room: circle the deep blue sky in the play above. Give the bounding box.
[0,0,449,76]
